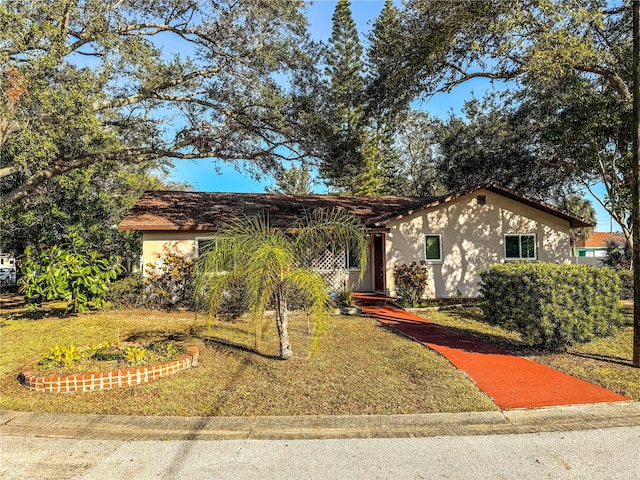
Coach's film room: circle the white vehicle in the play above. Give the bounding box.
[0,254,16,289]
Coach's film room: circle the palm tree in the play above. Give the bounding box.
[602,238,631,270]
[193,208,368,359]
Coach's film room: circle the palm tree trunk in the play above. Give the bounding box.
[275,288,293,360]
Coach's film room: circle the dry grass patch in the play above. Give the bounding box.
[418,302,640,401]
[0,307,496,416]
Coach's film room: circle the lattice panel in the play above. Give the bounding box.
[310,247,345,270]
[311,247,348,292]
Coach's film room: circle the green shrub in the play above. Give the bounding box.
[336,289,353,308]
[602,238,631,270]
[143,251,250,313]
[144,252,195,310]
[393,261,429,307]
[107,274,145,308]
[218,279,249,314]
[617,269,633,300]
[480,263,622,351]
[18,234,122,313]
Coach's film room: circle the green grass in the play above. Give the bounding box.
[0,305,497,416]
[3,300,637,416]
[421,301,640,401]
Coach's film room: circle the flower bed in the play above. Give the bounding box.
[18,344,199,393]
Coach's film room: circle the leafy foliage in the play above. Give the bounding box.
[42,344,82,370]
[18,234,121,313]
[434,96,568,197]
[480,263,622,351]
[602,238,631,270]
[0,0,313,204]
[336,289,354,308]
[143,252,195,310]
[106,274,145,309]
[393,261,429,307]
[390,112,447,197]
[0,164,187,268]
[266,164,314,195]
[36,340,186,375]
[124,346,147,365]
[617,269,633,300]
[558,195,596,253]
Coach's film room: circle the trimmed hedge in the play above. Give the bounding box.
[479,263,622,351]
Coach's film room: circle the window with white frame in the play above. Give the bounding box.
[505,234,537,260]
[425,234,443,262]
[195,237,216,257]
[345,244,361,270]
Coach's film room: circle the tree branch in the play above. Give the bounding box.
[0,165,22,179]
[2,141,296,205]
[91,66,225,111]
[573,64,632,103]
[439,65,522,93]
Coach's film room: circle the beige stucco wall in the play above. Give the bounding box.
[142,231,374,291]
[346,235,374,292]
[385,189,572,298]
[141,231,208,270]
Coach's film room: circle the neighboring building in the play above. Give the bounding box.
[0,254,16,288]
[575,232,626,258]
[118,184,591,298]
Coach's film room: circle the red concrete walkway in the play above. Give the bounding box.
[353,294,628,410]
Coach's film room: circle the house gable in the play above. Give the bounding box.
[383,189,574,298]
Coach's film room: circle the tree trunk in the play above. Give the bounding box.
[632,0,640,367]
[275,289,293,360]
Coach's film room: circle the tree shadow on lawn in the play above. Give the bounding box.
[0,306,74,321]
[566,351,634,368]
[376,321,533,356]
[377,319,632,367]
[124,327,282,361]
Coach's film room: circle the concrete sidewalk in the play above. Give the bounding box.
[2,402,639,441]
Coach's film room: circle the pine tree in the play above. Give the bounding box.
[367,0,406,118]
[266,164,314,195]
[321,0,366,192]
[326,0,365,134]
[352,121,397,196]
[322,0,397,195]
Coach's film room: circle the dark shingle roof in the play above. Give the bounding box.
[117,191,427,231]
[118,184,593,232]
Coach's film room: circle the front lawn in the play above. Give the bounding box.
[0,306,497,416]
[425,301,640,401]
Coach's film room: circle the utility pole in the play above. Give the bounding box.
[632,0,640,367]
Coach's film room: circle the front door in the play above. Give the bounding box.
[373,234,385,292]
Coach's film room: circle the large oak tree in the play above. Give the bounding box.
[0,0,313,205]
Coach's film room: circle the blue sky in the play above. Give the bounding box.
[166,0,614,231]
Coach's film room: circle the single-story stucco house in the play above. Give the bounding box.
[118,184,591,299]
